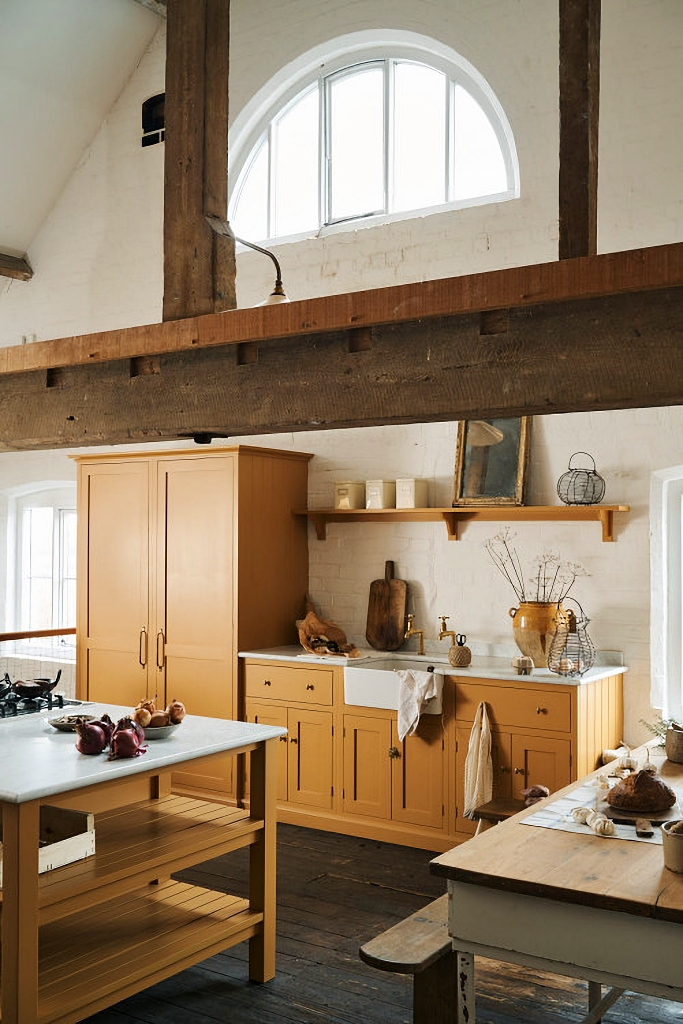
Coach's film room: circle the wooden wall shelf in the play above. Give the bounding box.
[296,505,629,542]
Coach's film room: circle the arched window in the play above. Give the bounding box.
[229,33,519,243]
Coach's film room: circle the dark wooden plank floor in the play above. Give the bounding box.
[85,824,683,1023]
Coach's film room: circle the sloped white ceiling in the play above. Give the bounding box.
[0,0,161,256]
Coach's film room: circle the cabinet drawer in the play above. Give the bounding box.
[244,663,334,705]
[456,681,571,732]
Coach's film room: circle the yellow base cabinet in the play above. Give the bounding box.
[453,673,622,837]
[244,662,334,811]
[242,658,624,853]
[76,446,311,797]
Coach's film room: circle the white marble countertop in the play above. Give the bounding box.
[0,704,286,804]
[239,646,627,686]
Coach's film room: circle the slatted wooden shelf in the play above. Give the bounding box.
[38,879,260,1022]
[38,795,260,924]
[297,504,630,542]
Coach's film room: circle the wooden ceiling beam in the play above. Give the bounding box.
[559,0,601,259]
[0,284,681,452]
[0,252,33,282]
[163,0,235,319]
[0,241,681,377]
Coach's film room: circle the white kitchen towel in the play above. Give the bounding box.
[396,669,438,741]
[463,701,493,818]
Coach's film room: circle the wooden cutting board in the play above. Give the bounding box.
[365,561,408,651]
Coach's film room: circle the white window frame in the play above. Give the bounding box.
[228,30,519,244]
[650,466,683,721]
[5,484,77,640]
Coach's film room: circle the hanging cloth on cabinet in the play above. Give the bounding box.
[463,701,493,818]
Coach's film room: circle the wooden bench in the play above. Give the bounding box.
[359,893,456,1024]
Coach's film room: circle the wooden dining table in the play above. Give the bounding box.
[431,749,683,1024]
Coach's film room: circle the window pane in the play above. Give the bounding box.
[328,65,384,221]
[273,87,319,237]
[453,85,507,200]
[393,62,447,212]
[59,510,77,626]
[21,507,54,629]
[232,136,269,241]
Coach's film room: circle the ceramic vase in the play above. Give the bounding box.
[508,601,566,668]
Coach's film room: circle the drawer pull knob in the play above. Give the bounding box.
[263,679,271,686]
[290,737,298,744]
[536,706,548,715]
[388,746,400,760]
[514,767,525,775]
[306,683,315,690]
[279,736,287,742]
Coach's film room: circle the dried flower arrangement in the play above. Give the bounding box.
[484,528,589,604]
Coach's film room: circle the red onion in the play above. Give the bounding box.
[109,728,147,760]
[75,719,108,755]
[90,713,115,745]
[114,715,145,745]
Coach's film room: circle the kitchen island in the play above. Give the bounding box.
[0,705,285,1024]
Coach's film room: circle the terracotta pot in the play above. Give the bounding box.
[665,726,683,764]
[508,602,566,668]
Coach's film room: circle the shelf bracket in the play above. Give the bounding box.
[599,508,615,542]
[440,512,459,540]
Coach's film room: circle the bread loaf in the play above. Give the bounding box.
[607,768,676,812]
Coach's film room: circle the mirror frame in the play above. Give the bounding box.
[453,416,532,506]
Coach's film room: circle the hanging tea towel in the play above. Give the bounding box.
[463,701,493,818]
[396,670,438,741]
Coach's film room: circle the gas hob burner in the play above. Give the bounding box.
[0,672,83,718]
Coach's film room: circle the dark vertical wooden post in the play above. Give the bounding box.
[163,0,236,320]
[559,0,601,259]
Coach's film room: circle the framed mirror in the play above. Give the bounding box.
[453,416,532,505]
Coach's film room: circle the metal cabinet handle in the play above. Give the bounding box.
[499,765,509,773]
[388,746,400,760]
[306,683,314,690]
[536,706,548,715]
[514,767,525,775]
[156,630,165,670]
[290,737,298,744]
[139,627,147,667]
[263,679,271,686]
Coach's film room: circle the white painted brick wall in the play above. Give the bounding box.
[0,2,682,743]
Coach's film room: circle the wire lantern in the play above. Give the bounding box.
[557,452,606,505]
[547,599,595,677]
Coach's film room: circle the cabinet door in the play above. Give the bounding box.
[510,733,571,801]
[246,702,289,803]
[391,717,444,830]
[287,708,334,810]
[342,714,391,819]
[77,460,150,705]
[155,456,235,718]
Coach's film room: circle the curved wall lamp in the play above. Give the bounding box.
[205,215,289,305]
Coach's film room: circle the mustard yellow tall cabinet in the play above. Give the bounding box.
[75,445,311,796]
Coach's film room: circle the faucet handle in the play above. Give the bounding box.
[439,614,449,631]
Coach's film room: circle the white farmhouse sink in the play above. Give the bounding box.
[343,657,447,712]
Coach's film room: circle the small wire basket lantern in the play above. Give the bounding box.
[557,452,606,505]
[547,599,595,677]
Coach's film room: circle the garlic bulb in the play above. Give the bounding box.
[571,806,615,836]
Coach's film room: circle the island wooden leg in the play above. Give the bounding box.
[248,737,278,982]
[1,800,41,1024]
[456,950,475,1023]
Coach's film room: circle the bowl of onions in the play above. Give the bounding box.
[134,698,186,739]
